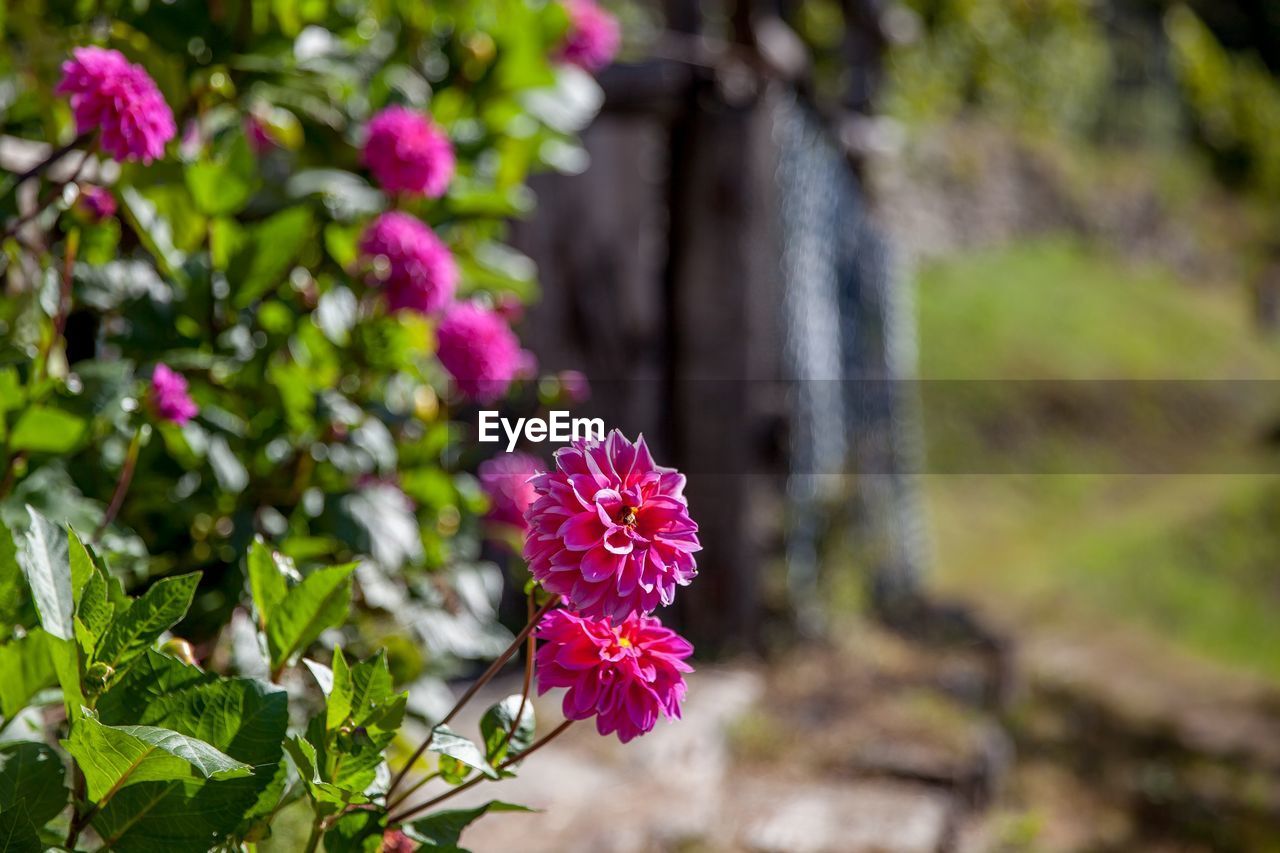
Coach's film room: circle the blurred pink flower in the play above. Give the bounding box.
[524,430,699,620]
[56,47,175,164]
[558,369,591,403]
[494,292,525,324]
[536,608,693,743]
[559,1,621,72]
[244,114,276,154]
[436,301,534,403]
[150,364,198,425]
[78,185,116,221]
[479,452,545,531]
[362,106,455,198]
[381,829,415,853]
[358,212,458,315]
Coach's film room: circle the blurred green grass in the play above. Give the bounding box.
[916,239,1280,680]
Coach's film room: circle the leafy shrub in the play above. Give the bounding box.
[0,0,605,677]
[0,1,708,851]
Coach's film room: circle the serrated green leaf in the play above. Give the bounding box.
[283,735,370,807]
[9,407,86,453]
[246,538,290,628]
[0,629,57,719]
[91,677,288,851]
[427,725,499,780]
[0,741,67,828]
[16,507,72,641]
[479,694,536,767]
[406,800,532,851]
[65,712,251,801]
[266,563,354,673]
[95,649,216,723]
[94,573,200,671]
[327,648,396,731]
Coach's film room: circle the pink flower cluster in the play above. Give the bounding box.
[479,452,544,530]
[358,212,458,316]
[536,609,692,743]
[56,47,175,164]
[362,106,455,198]
[559,1,621,71]
[150,364,198,425]
[526,431,699,742]
[435,301,535,403]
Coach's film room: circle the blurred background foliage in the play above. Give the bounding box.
[823,0,1280,685]
[0,0,602,689]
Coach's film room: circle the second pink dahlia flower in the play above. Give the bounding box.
[436,301,534,403]
[150,364,198,425]
[362,106,455,198]
[559,1,621,72]
[358,212,458,315]
[56,47,176,164]
[536,608,693,743]
[524,430,699,620]
[479,452,545,531]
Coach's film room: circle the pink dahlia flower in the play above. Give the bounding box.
[150,364,198,425]
[436,301,534,403]
[559,1,621,72]
[358,212,458,315]
[78,185,116,221]
[536,608,693,743]
[56,47,176,164]
[524,430,699,620]
[362,106,455,198]
[479,452,545,531]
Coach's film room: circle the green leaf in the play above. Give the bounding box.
[67,528,98,604]
[91,676,288,850]
[246,538,291,628]
[324,808,385,853]
[8,406,87,453]
[95,649,216,724]
[118,186,187,282]
[0,522,25,642]
[0,807,40,852]
[94,573,200,671]
[406,800,532,851]
[185,136,259,216]
[479,694,536,767]
[265,563,354,673]
[0,629,57,719]
[65,712,251,801]
[0,741,67,828]
[15,507,73,641]
[327,647,395,731]
[283,735,369,807]
[427,725,499,780]
[228,206,314,307]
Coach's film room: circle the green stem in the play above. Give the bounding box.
[302,817,323,853]
[93,426,144,544]
[385,597,557,799]
[386,719,574,827]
